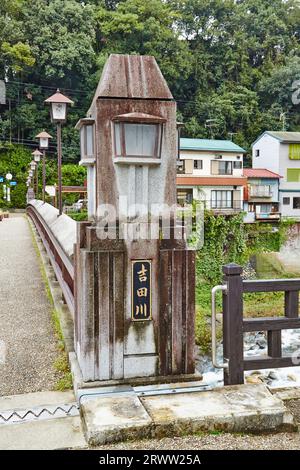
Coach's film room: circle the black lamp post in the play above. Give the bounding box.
[44,89,73,216]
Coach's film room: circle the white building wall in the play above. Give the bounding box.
[252,133,300,218]
[180,150,243,177]
[280,192,300,218]
[278,143,300,190]
[252,134,281,175]
[177,185,244,209]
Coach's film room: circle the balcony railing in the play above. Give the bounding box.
[249,185,272,198]
[207,200,243,212]
[255,212,281,221]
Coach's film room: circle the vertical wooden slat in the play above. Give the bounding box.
[268,330,282,357]
[186,250,195,374]
[181,250,187,373]
[285,291,299,318]
[98,252,110,380]
[159,250,172,375]
[93,253,100,377]
[81,251,95,381]
[112,252,124,379]
[172,250,183,374]
[109,253,114,378]
[223,264,244,385]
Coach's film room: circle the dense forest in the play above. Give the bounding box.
[1,0,300,163]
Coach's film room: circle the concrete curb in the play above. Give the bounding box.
[80,383,297,446]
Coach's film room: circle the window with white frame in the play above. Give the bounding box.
[211,190,233,209]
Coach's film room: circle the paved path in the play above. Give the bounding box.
[0,215,61,396]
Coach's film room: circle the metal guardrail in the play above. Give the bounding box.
[27,205,75,318]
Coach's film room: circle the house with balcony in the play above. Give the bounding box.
[243,169,281,223]
[252,131,300,219]
[176,138,247,214]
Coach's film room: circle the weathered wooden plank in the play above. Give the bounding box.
[268,330,282,358]
[159,250,172,376]
[244,356,295,370]
[223,264,244,385]
[98,252,110,380]
[93,253,100,376]
[186,250,195,374]
[285,291,299,318]
[243,279,300,293]
[112,252,125,379]
[243,317,300,332]
[172,250,183,374]
[81,251,95,381]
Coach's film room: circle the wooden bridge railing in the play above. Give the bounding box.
[222,263,300,385]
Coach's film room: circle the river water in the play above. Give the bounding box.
[196,252,300,389]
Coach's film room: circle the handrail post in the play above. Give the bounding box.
[222,263,244,385]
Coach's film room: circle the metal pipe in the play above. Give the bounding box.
[211,284,229,369]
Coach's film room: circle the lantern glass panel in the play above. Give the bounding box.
[51,102,67,121]
[86,125,94,157]
[114,123,122,156]
[80,128,85,157]
[125,123,157,157]
[80,124,95,159]
[34,155,40,163]
[114,122,161,158]
[40,137,48,149]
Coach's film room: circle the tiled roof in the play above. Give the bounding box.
[265,131,300,143]
[180,138,246,153]
[176,176,247,186]
[252,131,300,146]
[243,169,281,179]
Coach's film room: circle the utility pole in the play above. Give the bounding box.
[205,119,217,139]
[228,132,237,142]
[280,112,288,131]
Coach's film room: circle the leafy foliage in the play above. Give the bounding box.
[1,0,300,161]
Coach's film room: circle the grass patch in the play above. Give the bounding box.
[27,216,72,391]
[195,252,300,353]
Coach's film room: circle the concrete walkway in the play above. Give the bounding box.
[0,214,61,396]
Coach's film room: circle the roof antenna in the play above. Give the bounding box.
[205,119,217,139]
[280,112,288,131]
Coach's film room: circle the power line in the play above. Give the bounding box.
[5,80,90,96]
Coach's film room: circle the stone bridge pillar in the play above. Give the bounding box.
[74,54,195,383]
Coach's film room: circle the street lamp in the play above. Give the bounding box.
[5,173,12,203]
[75,117,96,219]
[32,149,42,199]
[36,131,52,203]
[44,89,74,216]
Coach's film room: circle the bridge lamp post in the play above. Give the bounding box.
[29,161,36,197]
[44,90,74,216]
[32,150,42,199]
[5,173,12,203]
[36,131,52,204]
